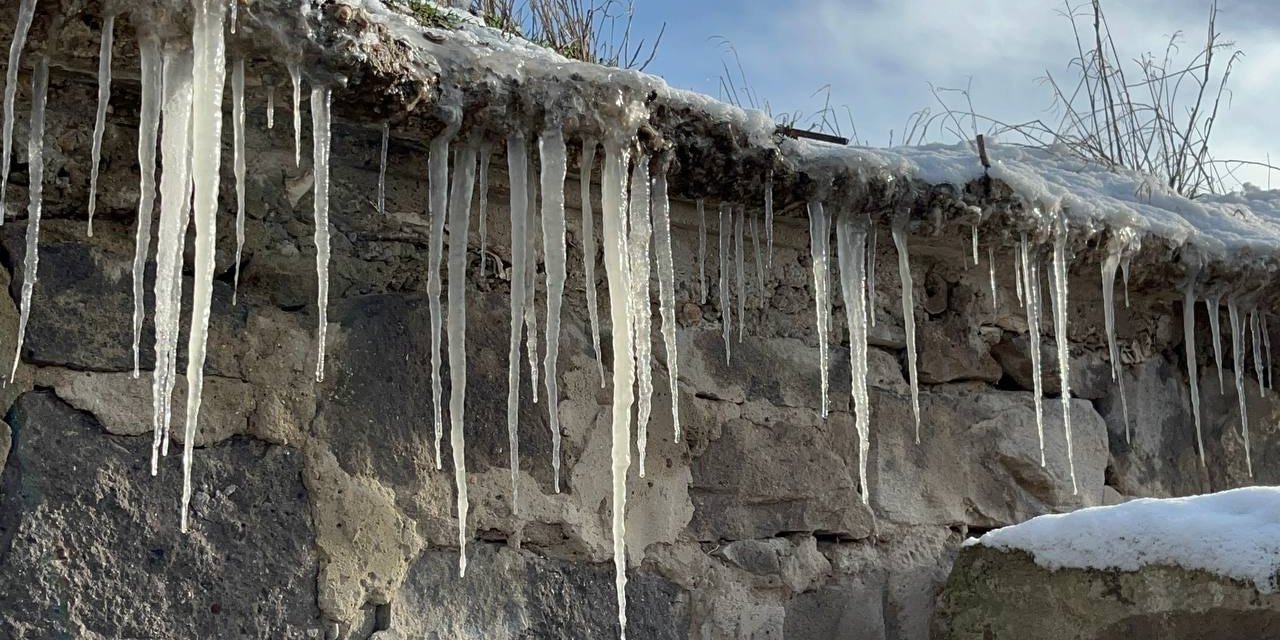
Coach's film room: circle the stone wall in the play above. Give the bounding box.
[1,14,1277,640]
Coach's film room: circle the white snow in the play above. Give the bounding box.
[87,12,114,237]
[969,486,1280,593]
[539,128,567,492]
[9,55,47,383]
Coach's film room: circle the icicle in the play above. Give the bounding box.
[1265,314,1274,391]
[750,211,764,301]
[426,122,458,469]
[1182,271,1205,467]
[581,139,605,387]
[601,140,635,640]
[971,225,979,266]
[1207,296,1224,392]
[1014,246,1024,306]
[628,155,653,478]
[1101,239,1130,442]
[266,83,275,129]
[867,222,877,327]
[764,171,774,268]
[891,221,921,442]
[652,159,681,445]
[539,129,568,492]
[719,203,732,363]
[288,61,301,167]
[1251,309,1265,398]
[524,155,540,404]
[1120,255,1132,308]
[1229,300,1253,477]
[151,46,193,476]
[735,207,745,340]
[697,200,707,305]
[505,135,529,514]
[807,202,830,417]
[446,142,478,577]
[310,85,332,386]
[0,0,38,222]
[1021,234,1046,465]
[476,142,491,276]
[131,34,162,380]
[87,12,115,237]
[377,121,389,217]
[836,213,871,504]
[9,54,47,382]
[231,57,246,305]
[1048,214,1077,494]
[987,246,997,312]
[181,0,227,533]
[229,0,238,33]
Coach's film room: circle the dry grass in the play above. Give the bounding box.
[471,0,664,70]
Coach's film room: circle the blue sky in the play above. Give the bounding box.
[626,0,1280,188]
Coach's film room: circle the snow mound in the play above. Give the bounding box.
[968,487,1280,592]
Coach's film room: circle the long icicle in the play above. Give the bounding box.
[719,203,732,363]
[808,202,830,417]
[9,55,47,382]
[1014,245,1024,306]
[1049,214,1077,494]
[971,225,979,266]
[697,199,707,305]
[0,0,37,223]
[1182,270,1205,467]
[266,82,275,129]
[581,139,605,387]
[987,245,997,312]
[891,220,921,442]
[524,156,540,404]
[288,61,302,166]
[426,121,458,469]
[1101,239,1131,442]
[735,206,745,340]
[505,135,529,514]
[378,121,389,217]
[628,155,653,478]
[1251,309,1266,398]
[539,128,568,492]
[1022,234,1046,465]
[751,210,764,302]
[476,142,491,275]
[1229,300,1253,477]
[652,158,681,444]
[310,86,332,383]
[601,140,635,640]
[446,142,478,577]
[87,12,115,237]
[1208,296,1224,392]
[867,221,877,327]
[836,213,871,504]
[231,57,246,305]
[181,0,227,533]
[1265,314,1274,391]
[764,171,774,268]
[131,33,162,379]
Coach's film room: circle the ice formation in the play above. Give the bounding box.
[579,140,605,385]
[750,210,764,300]
[987,246,997,312]
[1021,234,1046,464]
[1208,296,1224,392]
[808,202,831,417]
[836,213,871,504]
[378,121,389,217]
[697,199,707,305]
[505,135,530,511]
[764,172,774,267]
[425,123,457,468]
[866,222,877,327]
[628,156,654,477]
[288,61,302,166]
[891,220,921,442]
[310,85,332,385]
[476,142,491,274]
[1251,310,1265,399]
[1101,235,1130,441]
[523,157,541,404]
[0,0,37,221]
[1048,213,1077,494]
[1228,300,1253,477]
[266,82,275,129]
[87,12,114,237]
[446,142,479,576]
[1183,269,1205,466]
[539,129,568,492]
[734,206,745,340]
[10,55,47,383]
[130,33,162,379]
[231,57,247,304]
[719,203,732,363]
[652,161,682,443]
[971,225,979,266]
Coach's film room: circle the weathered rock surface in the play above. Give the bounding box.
[933,546,1280,640]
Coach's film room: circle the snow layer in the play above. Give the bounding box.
[969,487,1280,593]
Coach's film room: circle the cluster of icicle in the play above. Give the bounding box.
[1,0,335,534]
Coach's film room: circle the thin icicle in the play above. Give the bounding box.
[524,155,541,404]
[446,142,478,577]
[377,121,389,217]
[9,54,47,383]
[1021,234,1046,465]
[426,121,458,469]
[1049,214,1077,494]
[1251,309,1265,398]
[719,203,732,363]
[836,213,871,504]
[807,202,830,417]
[735,206,745,340]
[1265,314,1274,392]
[628,155,653,478]
[1120,255,1132,308]
[652,160,681,445]
[0,0,38,222]
[1182,272,1205,467]
[231,57,246,305]
[151,46,193,476]
[1014,246,1024,306]
[891,221,921,442]
[971,226,979,266]
[476,142,491,276]
[288,60,301,167]
[697,200,707,305]
[580,139,605,387]
[181,0,227,533]
[1229,300,1253,477]
[987,246,997,312]
[750,211,764,301]
[131,33,162,379]
[229,0,238,33]
[764,172,774,268]
[505,135,529,514]
[867,222,877,327]
[87,12,115,237]
[1101,239,1130,442]
[310,85,332,385]
[601,140,635,640]
[1207,296,1224,392]
[266,82,275,129]
[539,129,568,492]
